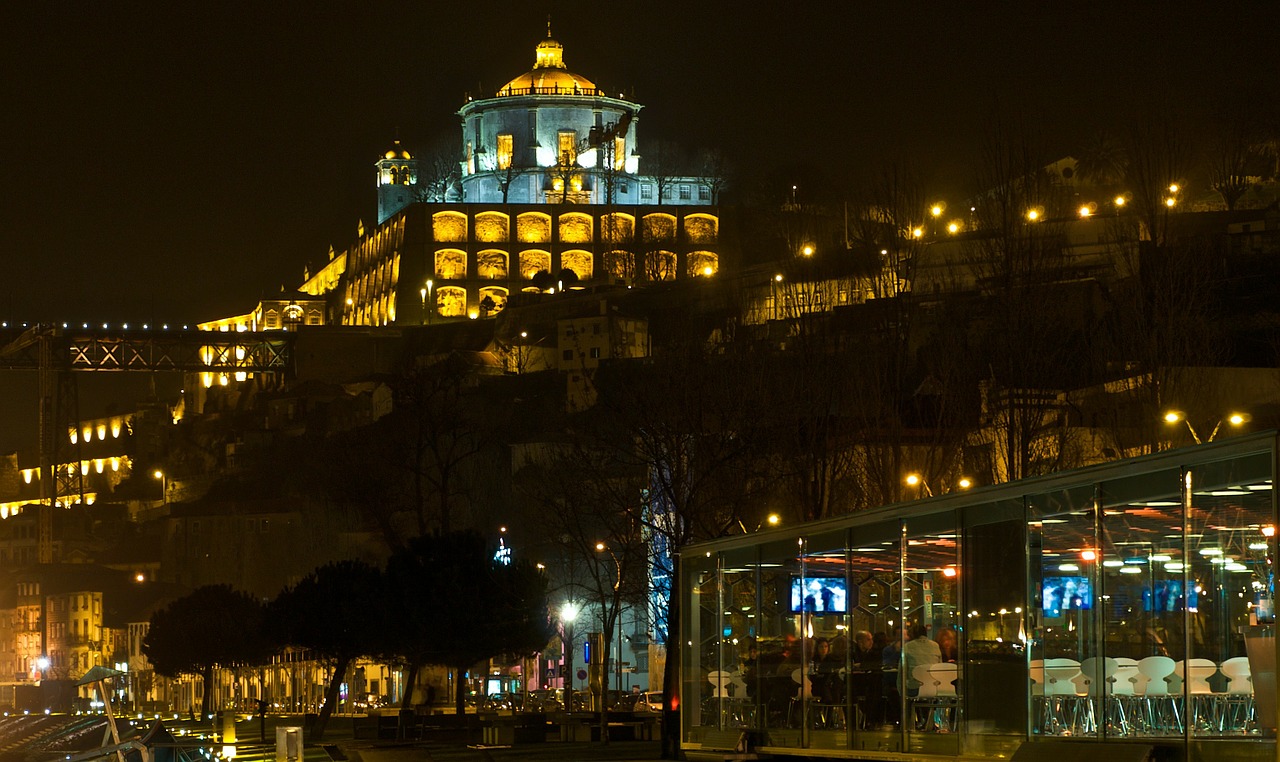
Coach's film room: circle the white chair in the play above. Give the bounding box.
[1079,657,1128,735]
[1040,658,1083,735]
[1137,656,1181,735]
[911,664,957,732]
[708,670,733,698]
[1219,657,1254,734]
[1174,659,1219,732]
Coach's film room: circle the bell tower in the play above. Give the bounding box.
[376,139,418,223]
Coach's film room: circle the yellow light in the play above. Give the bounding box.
[947,221,960,234]
[468,310,480,319]
[702,266,714,276]
[153,470,163,480]
[942,567,957,578]
[1114,195,1127,207]
[1165,197,1176,208]
[774,274,783,282]
[1080,549,1097,561]
[905,473,921,486]
[767,513,780,526]
[801,245,814,257]
[930,204,944,217]
[1264,526,1276,538]
[595,542,606,551]
[1163,411,1183,424]
[1026,209,1040,222]
[1078,206,1092,218]
[911,227,924,238]
[1169,183,1180,194]
[1228,412,1248,426]
[135,573,145,583]
[957,477,973,489]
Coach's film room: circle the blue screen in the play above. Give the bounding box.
[1042,575,1092,615]
[1142,580,1199,612]
[790,576,849,614]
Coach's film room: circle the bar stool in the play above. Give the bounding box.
[1137,656,1180,735]
[1218,657,1254,734]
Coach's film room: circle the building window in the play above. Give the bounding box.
[662,185,672,199]
[620,181,628,194]
[562,349,574,361]
[699,185,710,201]
[496,133,513,170]
[679,185,691,200]
[640,184,653,200]
[614,136,626,171]
[558,130,577,165]
[590,347,601,359]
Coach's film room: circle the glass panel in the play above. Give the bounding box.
[684,552,718,744]
[719,546,759,732]
[801,530,851,752]
[847,521,903,754]
[962,500,1028,758]
[1186,452,1273,742]
[904,512,961,756]
[1098,468,1183,739]
[1029,485,1099,738]
[754,536,806,747]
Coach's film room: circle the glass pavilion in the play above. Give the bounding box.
[682,433,1278,761]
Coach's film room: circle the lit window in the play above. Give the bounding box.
[679,185,691,200]
[614,136,626,171]
[641,184,653,199]
[558,130,577,165]
[496,134,513,171]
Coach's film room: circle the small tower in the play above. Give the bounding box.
[376,139,418,223]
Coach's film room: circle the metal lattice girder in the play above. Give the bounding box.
[1,326,294,373]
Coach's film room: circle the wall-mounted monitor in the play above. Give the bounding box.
[1142,579,1199,612]
[1042,575,1092,615]
[789,576,849,614]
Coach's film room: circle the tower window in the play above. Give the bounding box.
[558,130,577,165]
[496,134,513,170]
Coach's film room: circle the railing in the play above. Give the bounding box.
[496,84,611,98]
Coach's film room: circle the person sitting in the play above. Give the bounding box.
[902,623,942,696]
[935,627,958,663]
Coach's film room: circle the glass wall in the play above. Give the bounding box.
[681,435,1277,761]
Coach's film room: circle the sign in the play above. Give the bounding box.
[577,669,587,681]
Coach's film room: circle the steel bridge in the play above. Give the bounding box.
[0,324,296,564]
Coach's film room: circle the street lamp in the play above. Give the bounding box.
[905,472,932,498]
[424,279,434,324]
[772,274,784,320]
[596,542,625,708]
[1163,410,1249,444]
[152,470,167,506]
[561,601,580,707]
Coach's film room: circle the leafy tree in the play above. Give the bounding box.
[269,560,384,740]
[142,585,270,716]
[385,531,554,715]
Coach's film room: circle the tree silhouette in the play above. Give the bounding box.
[269,560,384,740]
[385,531,554,715]
[143,585,270,716]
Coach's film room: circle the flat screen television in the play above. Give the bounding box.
[1041,575,1092,615]
[1142,580,1199,612]
[789,576,849,614]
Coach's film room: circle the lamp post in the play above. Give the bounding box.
[1163,410,1248,444]
[772,274,783,320]
[152,470,167,506]
[596,542,624,707]
[423,279,434,324]
[561,601,579,708]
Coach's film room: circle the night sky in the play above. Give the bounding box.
[1,1,1277,450]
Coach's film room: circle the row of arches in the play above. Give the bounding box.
[434,248,720,282]
[432,210,719,245]
[434,286,509,318]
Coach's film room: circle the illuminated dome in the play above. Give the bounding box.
[497,37,599,96]
[383,139,412,160]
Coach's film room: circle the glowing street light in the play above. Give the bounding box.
[930,203,945,218]
[947,221,961,234]
[1026,208,1041,222]
[152,470,168,506]
[561,601,580,699]
[801,245,815,257]
[1163,410,1249,444]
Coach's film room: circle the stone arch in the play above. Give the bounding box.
[432,211,468,242]
[478,286,509,314]
[477,249,509,279]
[520,250,551,279]
[600,212,635,245]
[559,212,593,244]
[435,249,467,279]
[684,213,719,244]
[687,251,719,277]
[561,249,593,281]
[605,250,635,280]
[647,250,678,281]
[436,286,467,317]
[475,211,510,243]
[517,212,552,243]
[642,213,677,242]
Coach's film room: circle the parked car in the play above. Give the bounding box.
[632,691,664,713]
